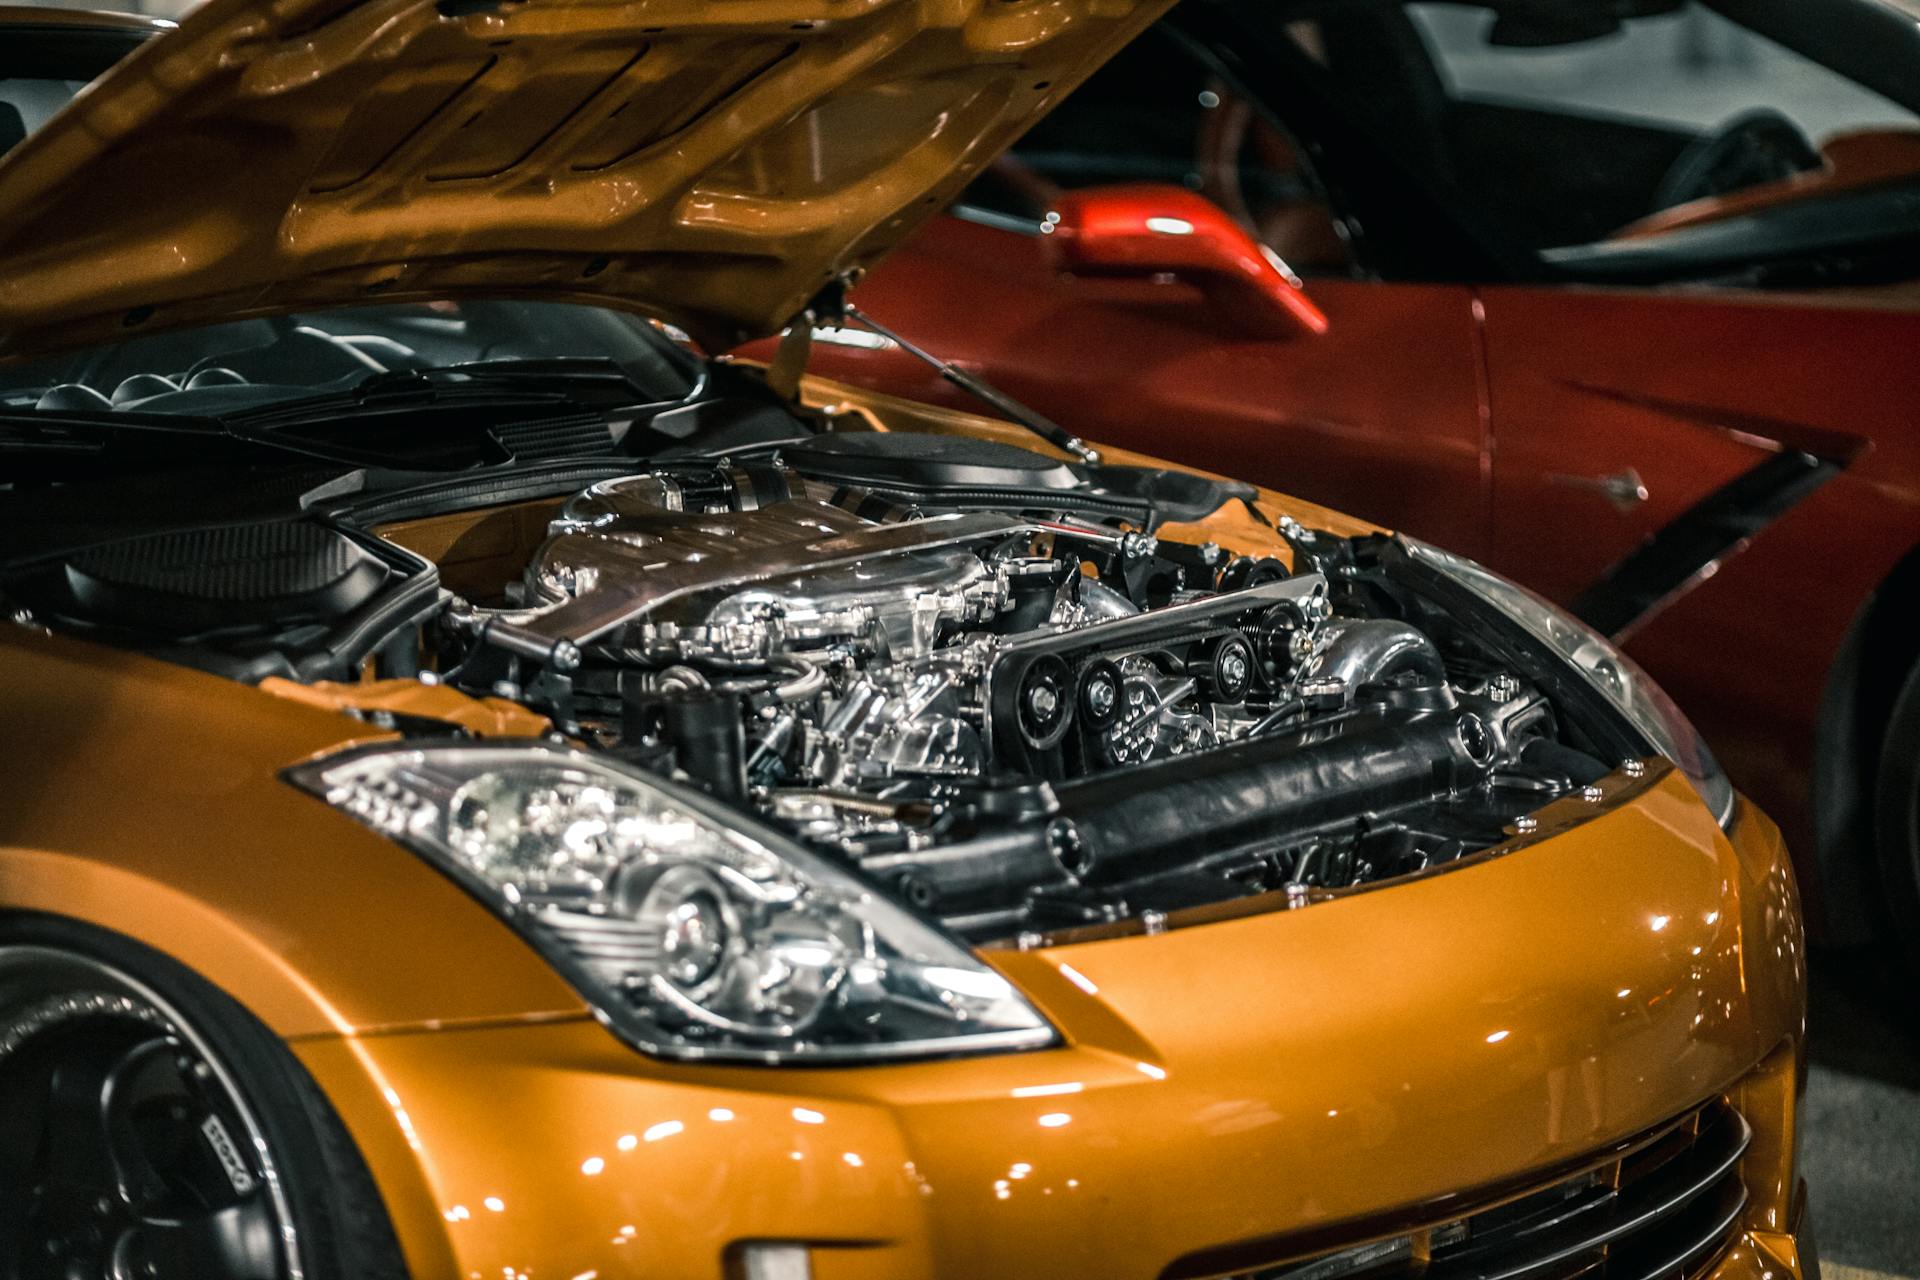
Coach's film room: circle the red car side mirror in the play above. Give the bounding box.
[1044,184,1329,339]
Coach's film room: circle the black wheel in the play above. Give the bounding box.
[0,914,408,1280]
[1873,664,1920,985]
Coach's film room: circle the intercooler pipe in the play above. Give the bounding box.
[861,709,1486,910]
[1077,577,1140,621]
[1308,619,1446,693]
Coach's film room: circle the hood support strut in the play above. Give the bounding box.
[836,299,1102,467]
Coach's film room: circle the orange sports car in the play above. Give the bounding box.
[0,3,1809,1280]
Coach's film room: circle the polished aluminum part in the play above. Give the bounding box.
[495,477,1498,852]
[510,473,1029,663]
[1106,663,1216,764]
[1305,619,1446,692]
[806,661,989,790]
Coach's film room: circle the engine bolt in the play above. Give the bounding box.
[1078,661,1124,730]
[1086,679,1116,718]
[1487,674,1520,703]
[1046,819,1092,880]
[1026,684,1060,719]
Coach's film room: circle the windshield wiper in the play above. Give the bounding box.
[0,406,440,472]
[216,368,576,428]
[219,358,681,431]
[0,348,703,478]
[433,355,672,386]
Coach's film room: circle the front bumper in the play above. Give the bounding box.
[292,771,1810,1280]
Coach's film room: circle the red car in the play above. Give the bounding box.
[790,0,1920,968]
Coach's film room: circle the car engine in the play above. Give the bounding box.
[420,434,1614,941]
[3,431,1627,943]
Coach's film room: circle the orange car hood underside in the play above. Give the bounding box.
[0,0,1170,360]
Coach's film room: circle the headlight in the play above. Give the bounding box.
[287,741,1055,1063]
[1404,540,1736,828]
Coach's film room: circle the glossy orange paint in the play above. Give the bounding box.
[0,626,587,1040]
[257,677,554,739]
[376,497,570,601]
[290,776,1806,1278]
[0,416,1809,1275]
[0,0,1177,358]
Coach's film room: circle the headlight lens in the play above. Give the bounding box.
[1405,540,1736,828]
[288,742,1055,1063]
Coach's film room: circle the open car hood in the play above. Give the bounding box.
[0,0,1169,359]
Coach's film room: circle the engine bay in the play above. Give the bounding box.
[2,427,1637,943]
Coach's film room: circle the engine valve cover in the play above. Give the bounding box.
[516,471,1029,663]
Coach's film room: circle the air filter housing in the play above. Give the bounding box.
[60,521,388,636]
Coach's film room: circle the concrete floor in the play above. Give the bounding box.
[1802,949,1920,1275]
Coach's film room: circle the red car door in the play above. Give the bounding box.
[813,215,1489,552]
[1476,287,1783,610]
[1477,286,1920,851]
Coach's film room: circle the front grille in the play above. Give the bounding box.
[1227,1102,1751,1280]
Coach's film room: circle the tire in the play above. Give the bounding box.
[1872,663,1920,986]
[0,912,408,1280]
